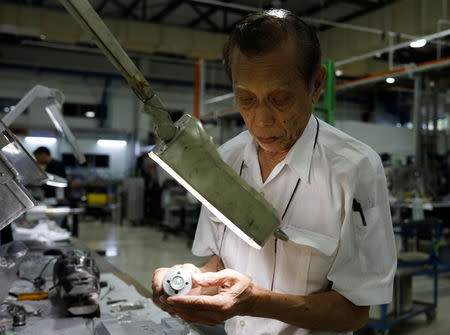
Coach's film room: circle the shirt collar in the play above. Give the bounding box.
[285,114,317,183]
[242,114,318,183]
[243,133,258,170]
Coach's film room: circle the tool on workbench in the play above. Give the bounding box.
[106,299,127,305]
[100,285,115,300]
[17,292,48,301]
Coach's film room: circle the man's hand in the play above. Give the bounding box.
[165,269,254,326]
[152,263,202,316]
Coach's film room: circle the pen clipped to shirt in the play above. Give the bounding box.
[353,199,367,226]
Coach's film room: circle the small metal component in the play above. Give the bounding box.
[5,304,26,327]
[100,285,115,300]
[12,310,26,327]
[162,268,192,297]
[53,250,101,316]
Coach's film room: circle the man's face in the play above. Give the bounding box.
[35,153,49,165]
[231,39,324,154]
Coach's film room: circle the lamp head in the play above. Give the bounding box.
[149,114,282,249]
[0,125,42,231]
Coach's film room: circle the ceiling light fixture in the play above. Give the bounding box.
[97,139,127,148]
[25,136,57,145]
[409,39,427,48]
[386,77,396,84]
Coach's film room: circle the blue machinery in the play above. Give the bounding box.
[366,219,450,334]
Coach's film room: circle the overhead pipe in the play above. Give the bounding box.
[21,40,225,69]
[335,28,450,67]
[337,56,450,91]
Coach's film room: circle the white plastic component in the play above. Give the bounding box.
[162,268,192,297]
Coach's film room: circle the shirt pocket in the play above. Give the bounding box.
[353,207,386,275]
[276,226,339,295]
[284,225,339,257]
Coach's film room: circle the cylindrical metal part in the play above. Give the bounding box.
[162,268,193,297]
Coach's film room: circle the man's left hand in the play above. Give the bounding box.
[164,269,254,326]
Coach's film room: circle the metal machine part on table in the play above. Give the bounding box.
[0,241,28,303]
[163,268,192,297]
[0,303,26,328]
[53,250,101,317]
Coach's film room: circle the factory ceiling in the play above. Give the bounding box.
[0,0,449,85]
[0,0,398,33]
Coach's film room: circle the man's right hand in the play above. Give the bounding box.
[152,263,202,315]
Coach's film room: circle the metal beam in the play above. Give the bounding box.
[336,29,450,67]
[142,0,146,20]
[96,0,109,13]
[338,0,372,7]
[337,56,450,91]
[222,6,228,32]
[225,17,243,33]
[189,4,219,30]
[121,0,142,18]
[320,0,396,30]
[109,0,138,19]
[299,0,338,17]
[151,0,185,22]
[191,0,255,14]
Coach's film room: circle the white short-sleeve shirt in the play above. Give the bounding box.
[192,115,397,335]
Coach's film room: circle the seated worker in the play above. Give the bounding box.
[152,9,396,335]
[33,146,66,198]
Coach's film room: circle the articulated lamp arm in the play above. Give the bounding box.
[2,85,55,127]
[1,85,86,165]
[58,0,285,249]
[58,0,176,142]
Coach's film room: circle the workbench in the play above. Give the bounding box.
[1,237,207,335]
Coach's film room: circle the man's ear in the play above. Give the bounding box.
[311,66,327,104]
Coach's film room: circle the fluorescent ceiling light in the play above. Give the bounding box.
[105,247,118,257]
[25,136,57,145]
[97,139,127,148]
[410,39,427,48]
[149,151,261,250]
[386,77,396,84]
[85,111,95,118]
[335,69,343,77]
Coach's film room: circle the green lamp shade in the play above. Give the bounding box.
[149,115,282,249]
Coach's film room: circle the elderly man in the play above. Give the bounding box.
[152,9,396,335]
